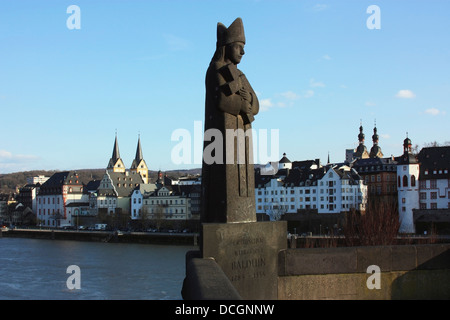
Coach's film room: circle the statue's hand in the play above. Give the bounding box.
[241,101,252,114]
[239,88,251,102]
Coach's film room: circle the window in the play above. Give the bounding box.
[398,176,401,188]
[420,192,426,200]
[420,180,426,189]
[431,192,437,199]
[431,203,437,209]
[411,175,416,187]
[430,180,437,189]
[403,175,408,187]
[420,203,427,209]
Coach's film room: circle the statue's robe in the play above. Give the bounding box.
[201,61,259,223]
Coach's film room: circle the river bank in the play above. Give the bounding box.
[1,228,199,246]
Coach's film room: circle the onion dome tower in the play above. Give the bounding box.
[353,123,369,159]
[369,123,384,158]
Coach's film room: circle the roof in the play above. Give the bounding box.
[86,180,101,192]
[255,161,363,189]
[38,171,82,195]
[136,183,158,195]
[351,157,397,173]
[417,146,450,179]
[279,153,291,164]
[105,171,145,197]
[291,160,319,170]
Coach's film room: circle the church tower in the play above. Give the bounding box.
[130,135,149,184]
[107,133,126,173]
[369,123,384,158]
[397,134,419,233]
[353,123,369,159]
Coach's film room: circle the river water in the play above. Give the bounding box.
[0,237,196,300]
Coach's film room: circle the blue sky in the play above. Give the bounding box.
[1,0,449,174]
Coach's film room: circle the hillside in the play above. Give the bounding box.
[0,168,201,194]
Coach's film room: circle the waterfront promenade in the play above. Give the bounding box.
[1,228,199,246]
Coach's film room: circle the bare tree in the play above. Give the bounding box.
[344,197,399,246]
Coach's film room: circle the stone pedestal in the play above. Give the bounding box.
[202,221,287,299]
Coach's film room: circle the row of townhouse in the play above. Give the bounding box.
[34,169,200,228]
[255,155,368,220]
[33,134,201,228]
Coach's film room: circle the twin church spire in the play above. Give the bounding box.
[107,133,149,184]
[353,120,384,160]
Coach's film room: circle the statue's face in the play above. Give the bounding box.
[226,42,245,65]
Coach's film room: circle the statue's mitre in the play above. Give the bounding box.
[217,17,245,47]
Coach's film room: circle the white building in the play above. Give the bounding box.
[255,155,367,219]
[131,184,158,220]
[131,185,191,221]
[26,175,49,185]
[396,137,419,233]
[417,146,450,210]
[36,171,88,227]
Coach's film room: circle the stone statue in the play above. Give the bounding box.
[201,18,259,223]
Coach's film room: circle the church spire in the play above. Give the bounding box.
[135,134,143,162]
[130,134,149,184]
[354,121,369,159]
[107,132,125,172]
[369,120,384,158]
[112,132,120,162]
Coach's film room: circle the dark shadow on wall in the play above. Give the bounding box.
[391,246,450,299]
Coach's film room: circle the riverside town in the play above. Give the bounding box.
[2,131,450,237]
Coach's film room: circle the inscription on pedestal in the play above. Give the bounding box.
[202,221,286,300]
